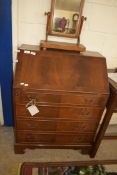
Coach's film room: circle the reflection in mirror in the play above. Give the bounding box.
[53,0,81,34]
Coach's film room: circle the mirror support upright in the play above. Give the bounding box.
[45,12,51,41]
[77,16,87,44]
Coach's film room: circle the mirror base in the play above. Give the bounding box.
[40,40,86,52]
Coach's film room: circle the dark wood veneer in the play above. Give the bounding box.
[13,45,109,157]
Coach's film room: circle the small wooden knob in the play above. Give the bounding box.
[45,12,50,16]
[15,92,20,96]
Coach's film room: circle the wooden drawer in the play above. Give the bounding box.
[15,119,99,133]
[14,89,107,107]
[56,134,94,145]
[15,119,56,132]
[14,90,60,104]
[16,131,94,145]
[16,131,55,143]
[15,104,103,120]
[56,120,99,133]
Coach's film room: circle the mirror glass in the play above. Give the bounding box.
[52,0,81,34]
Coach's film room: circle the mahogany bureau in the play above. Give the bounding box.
[13,46,109,157]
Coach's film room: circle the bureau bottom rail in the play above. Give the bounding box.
[14,143,92,156]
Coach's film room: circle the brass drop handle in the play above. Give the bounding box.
[81,111,90,116]
[74,123,87,131]
[73,137,79,142]
[88,99,94,103]
[27,95,37,101]
[15,92,20,96]
[85,99,94,104]
[26,135,34,140]
[28,123,38,129]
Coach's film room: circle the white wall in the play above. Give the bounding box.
[82,0,117,68]
[18,0,51,46]
[17,0,117,68]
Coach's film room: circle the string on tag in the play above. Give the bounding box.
[26,99,36,108]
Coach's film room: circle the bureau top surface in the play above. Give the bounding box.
[14,50,109,94]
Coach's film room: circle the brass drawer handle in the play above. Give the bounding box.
[26,135,34,140]
[74,137,86,142]
[73,137,80,142]
[27,96,37,101]
[27,123,38,129]
[75,124,87,131]
[81,111,90,116]
[85,99,94,104]
[15,92,20,96]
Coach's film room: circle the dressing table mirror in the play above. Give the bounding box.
[40,0,86,52]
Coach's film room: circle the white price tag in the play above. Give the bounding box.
[20,82,24,85]
[24,50,31,54]
[24,83,29,87]
[27,105,39,116]
[31,51,36,56]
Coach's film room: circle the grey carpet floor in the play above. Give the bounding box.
[0,127,117,175]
